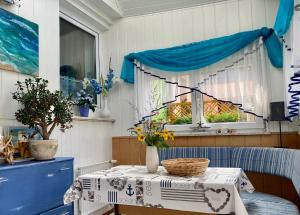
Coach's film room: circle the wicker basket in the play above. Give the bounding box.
[161,158,210,176]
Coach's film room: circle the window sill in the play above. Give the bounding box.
[165,121,266,136]
[173,129,270,137]
[72,116,115,123]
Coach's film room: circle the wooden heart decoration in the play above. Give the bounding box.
[204,187,231,213]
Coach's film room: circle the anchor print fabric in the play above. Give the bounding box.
[64,166,254,214]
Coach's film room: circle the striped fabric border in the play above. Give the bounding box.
[82,178,92,190]
[160,180,172,188]
[161,188,205,202]
[108,191,118,203]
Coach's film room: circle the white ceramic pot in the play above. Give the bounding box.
[99,97,111,118]
[29,139,58,160]
[146,146,159,173]
[72,105,80,116]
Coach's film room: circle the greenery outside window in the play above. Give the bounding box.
[152,77,264,132]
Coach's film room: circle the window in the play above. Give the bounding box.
[200,94,264,130]
[152,80,264,132]
[203,95,255,123]
[152,76,193,126]
[135,40,267,132]
[59,15,99,102]
[153,93,263,132]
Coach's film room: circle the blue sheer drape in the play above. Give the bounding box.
[273,0,294,36]
[263,30,283,68]
[121,28,282,83]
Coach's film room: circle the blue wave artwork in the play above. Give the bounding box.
[0,7,38,76]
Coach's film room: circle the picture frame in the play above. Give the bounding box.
[0,7,39,76]
[4,126,42,160]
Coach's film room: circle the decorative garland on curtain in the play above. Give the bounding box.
[133,42,266,126]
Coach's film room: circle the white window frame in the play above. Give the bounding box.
[59,12,101,107]
[165,91,265,133]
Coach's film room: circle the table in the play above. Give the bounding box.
[64,165,254,214]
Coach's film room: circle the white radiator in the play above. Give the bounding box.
[76,160,117,215]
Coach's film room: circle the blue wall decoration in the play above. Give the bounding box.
[0,7,39,76]
[121,28,282,84]
[287,71,300,120]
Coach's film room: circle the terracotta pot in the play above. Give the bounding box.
[146,146,159,173]
[29,139,58,160]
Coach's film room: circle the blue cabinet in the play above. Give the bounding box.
[0,157,74,215]
[40,204,73,215]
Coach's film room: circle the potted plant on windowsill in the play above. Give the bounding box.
[76,89,96,117]
[12,78,73,160]
[129,120,174,173]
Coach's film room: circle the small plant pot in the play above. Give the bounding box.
[29,139,58,160]
[79,106,90,117]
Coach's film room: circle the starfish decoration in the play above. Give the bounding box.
[0,135,14,164]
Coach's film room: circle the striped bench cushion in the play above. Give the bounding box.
[231,147,300,196]
[159,147,232,167]
[241,191,300,215]
[231,147,296,178]
[159,146,300,197]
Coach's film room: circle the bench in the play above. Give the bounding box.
[159,147,300,215]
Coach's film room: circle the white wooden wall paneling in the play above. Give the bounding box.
[102,0,297,136]
[0,0,114,171]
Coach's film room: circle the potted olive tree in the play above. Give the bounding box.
[12,78,73,160]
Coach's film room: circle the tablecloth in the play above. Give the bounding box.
[64,166,254,214]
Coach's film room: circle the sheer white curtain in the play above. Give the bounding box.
[134,38,270,125]
[198,38,269,118]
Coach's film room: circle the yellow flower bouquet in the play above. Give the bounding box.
[129,121,174,149]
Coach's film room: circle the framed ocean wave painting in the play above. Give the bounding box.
[0,7,38,76]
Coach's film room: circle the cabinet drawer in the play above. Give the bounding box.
[0,158,73,215]
[40,204,73,215]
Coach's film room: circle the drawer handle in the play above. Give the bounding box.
[61,212,70,215]
[0,177,8,183]
[60,167,71,171]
